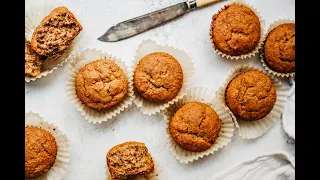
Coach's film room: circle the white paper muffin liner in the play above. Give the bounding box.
[25,112,70,180]
[259,19,295,77]
[216,65,288,139]
[66,48,135,124]
[163,87,235,163]
[132,40,195,115]
[105,156,161,180]
[209,0,265,60]
[25,0,83,82]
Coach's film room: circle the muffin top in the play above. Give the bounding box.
[264,23,295,73]
[169,102,221,152]
[134,52,183,103]
[106,141,154,180]
[25,39,43,77]
[25,126,57,179]
[75,59,128,110]
[210,5,261,56]
[225,70,276,121]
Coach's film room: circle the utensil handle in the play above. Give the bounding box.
[196,0,220,7]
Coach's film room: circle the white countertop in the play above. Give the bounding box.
[25,0,295,179]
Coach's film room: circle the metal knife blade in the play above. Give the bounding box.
[98,2,190,42]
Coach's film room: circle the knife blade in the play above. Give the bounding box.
[98,0,221,42]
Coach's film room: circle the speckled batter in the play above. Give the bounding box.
[106,141,154,180]
[25,39,43,77]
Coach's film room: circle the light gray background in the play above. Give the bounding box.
[25,0,295,179]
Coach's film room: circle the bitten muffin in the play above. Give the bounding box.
[225,70,276,121]
[25,126,58,179]
[75,59,128,110]
[134,52,183,103]
[169,102,221,152]
[31,6,82,61]
[25,39,43,77]
[263,23,295,73]
[210,5,261,56]
[106,141,154,180]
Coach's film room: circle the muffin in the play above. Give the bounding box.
[75,59,128,110]
[31,6,82,61]
[25,39,43,77]
[210,4,261,56]
[134,52,183,103]
[263,23,295,73]
[169,102,221,152]
[106,141,154,180]
[225,70,276,121]
[25,126,58,179]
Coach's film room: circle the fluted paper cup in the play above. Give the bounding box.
[132,40,195,116]
[259,18,295,77]
[209,0,265,60]
[25,0,83,82]
[25,112,70,180]
[216,64,288,139]
[66,49,134,124]
[163,87,235,163]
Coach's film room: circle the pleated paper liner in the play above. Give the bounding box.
[132,40,195,116]
[25,112,70,180]
[105,155,162,180]
[163,87,235,164]
[216,64,288,139]
[209,0,265,60]
[259,18,295,77]
[66,49,135,124]
[25,0,83,82]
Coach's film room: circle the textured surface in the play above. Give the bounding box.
[169,102,221,152]
[75,59,128,110]
[134,52,183,103]
[25,39,43,77]
[225,71,276,121]
[25,126,57,179]
[25,0,295,179]
[264,23,295,73]
[210,5,260,56]
[31,6,82,60]
[107,141,154,179]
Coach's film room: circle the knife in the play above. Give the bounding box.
[98,0,221,42]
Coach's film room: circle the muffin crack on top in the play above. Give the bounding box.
[263,23,295,73]
[75,59,128,110]
[211,5,261,56]
[225,71,276,121]
[25,126,58,179]
[169,102,221,152]
[134,52,183,103]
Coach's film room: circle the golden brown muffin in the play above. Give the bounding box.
[106,141,154,180]
[264,23,295,73]
[25,39,43,77]
[31,6,82,61]
[169,102,221,152]
[225,70,276,121]
[134,52,183,103]
[210,5,261,56]
[75,59,128,110]
[25,126,57,179]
